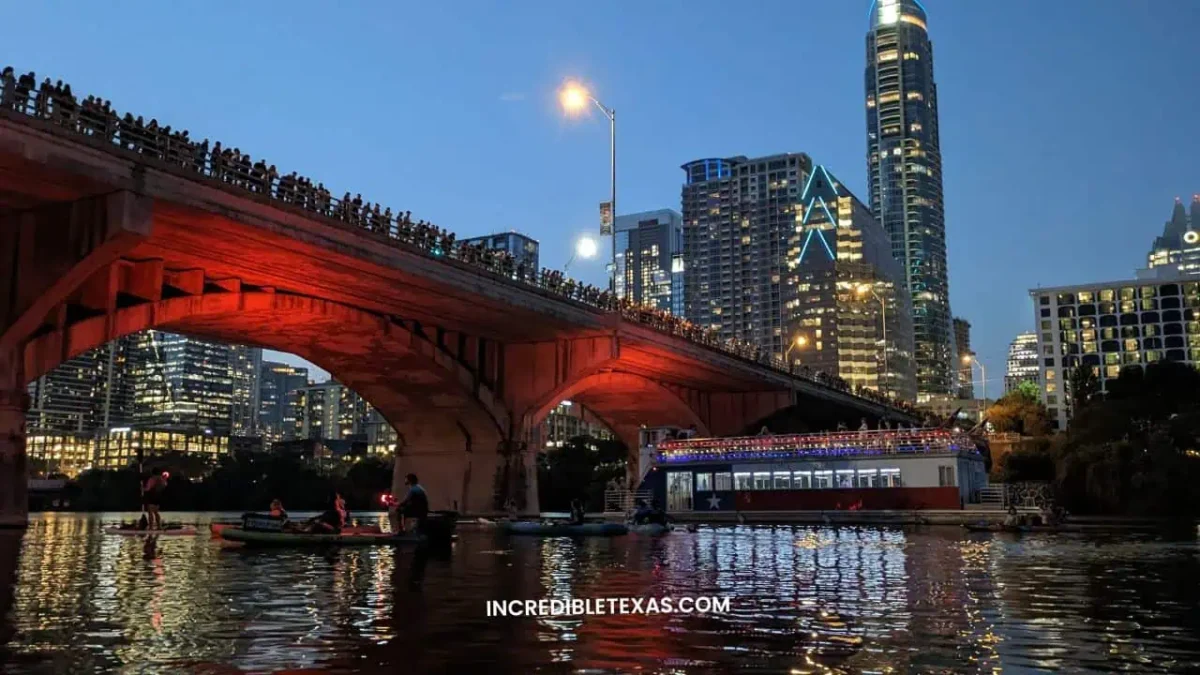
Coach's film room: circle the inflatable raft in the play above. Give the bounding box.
[501,521,628,537]
[218,526,450,547]
[106,524,198,536]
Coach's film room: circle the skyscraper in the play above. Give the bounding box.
[953,318,972,398]
[682,153,814,359]
[1004,331,1039,394]
[866,0,955,397]
[786,164,917,402]
[292,381,371,441]
[133,331,234,434]
[1145,195,1200,278]
[25,337,138,435]
[230,345,262,437]
[258,361,309,443]
[614,209,685,315]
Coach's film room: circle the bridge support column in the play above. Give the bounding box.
[0,382,28,528]
[492,438,537,517]
[389,420,507,516]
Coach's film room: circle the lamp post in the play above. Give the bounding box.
[856,284,889,396]
[784,335,809,405]
[559,80,616,292]
[963,353,986,408]
[564,235,598,273]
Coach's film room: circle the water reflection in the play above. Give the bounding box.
[1,514,1198,673]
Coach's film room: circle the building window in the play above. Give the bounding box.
[938,466,956,487]
[753,472,771,490]
[734,472,752,490]
[1040,296,1050,305]
[793,471,812,489]
[773,471,792,489]
[695,473,713,491]
[1046,370,1056,380]
[1041,309,1051,317]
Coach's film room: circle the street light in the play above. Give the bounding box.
[559,79,617,292]
[783,334,811,406]
[856,283,889,396]
[564,235,598,272]
[962,353,986,403]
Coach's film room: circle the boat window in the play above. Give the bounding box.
[880,468,902,487]
[938,466,956,487]
[753,472,772,490]
[857,469,877,487]
[836,470,855,488]
[695,472,713,491]
[734,472,752,490]
[792,471,812,489]
[773,471,791,489]
[813,470,833,489]
[714,472,733,491]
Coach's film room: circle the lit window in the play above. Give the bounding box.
[836,470,855,488]
[714,473,733,491]
[734,472,752,490]
[1046,382,1057,393]
[813,470,833,489]
[877,49,898,62]
[773,472,792,489]
[792,471,812,489]
[753,472,772,490]
[695,473,713,491]
[1046,370,1056,380]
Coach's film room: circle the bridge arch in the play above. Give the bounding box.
[22,280,510,513]
[524,369,711,464]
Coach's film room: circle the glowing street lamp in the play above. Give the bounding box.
[785,334,811,406]
[962,353,986,402]
[565,234,598,272]
[856,283,890,396]
[558,79,617,291]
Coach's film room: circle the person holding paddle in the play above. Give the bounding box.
[142,470,169,530]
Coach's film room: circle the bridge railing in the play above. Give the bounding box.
[0,67,914,416]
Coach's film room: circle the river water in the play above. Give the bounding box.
[1,513,1198,674]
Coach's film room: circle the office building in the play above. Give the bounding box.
[93,428,229,471]
[132,331,234,434]
[954,318,973,398]
[866,0,956,397]
[786,164,917,402]
[462,231,540,275]
[1004,331,1039,393]
[25,336,138,436]
[542,401,613,448]
[258,361,309,443]
[229,346,262,437]
[292,381,372,441]
[1030,275,1198,429]
[1145,195,1200,278]
[614,209,685,314]
[682,153,813,360]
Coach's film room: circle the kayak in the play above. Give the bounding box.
[218,526,452,547]
[628,523,672,535]
[501,521,628,537]
[106,525,198,536]
[963,523,1061,534]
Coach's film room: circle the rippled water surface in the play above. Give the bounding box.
[1,513,1199,673]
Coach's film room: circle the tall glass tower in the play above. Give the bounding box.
[865,0,955,397]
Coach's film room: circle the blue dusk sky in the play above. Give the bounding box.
[7,0,1198,393]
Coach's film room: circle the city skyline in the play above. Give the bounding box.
[6,0,1198,395]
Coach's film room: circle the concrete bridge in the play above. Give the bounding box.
[0,71,916,525]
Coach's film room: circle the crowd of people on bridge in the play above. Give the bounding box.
[1,66,913,416]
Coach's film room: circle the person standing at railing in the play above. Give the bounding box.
[0,67,14,108]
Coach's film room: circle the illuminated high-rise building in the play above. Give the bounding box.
[786,164,917,402]
[25,337,138,435]
[1004,331,1039,393]
[132,331,234,434]
[292,381,371,441]
[229,346,262,437]
[258,361,309,443]
[614,209,684,314]
[682,153,814,360]
[1145,195,1200,278]
[866,0,955,397]
[953,318,973,398]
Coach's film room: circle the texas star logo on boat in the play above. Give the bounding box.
[706,494,721,509]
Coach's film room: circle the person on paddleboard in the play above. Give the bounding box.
[142,470,169,530]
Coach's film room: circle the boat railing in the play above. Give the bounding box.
[603,488,653,515]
